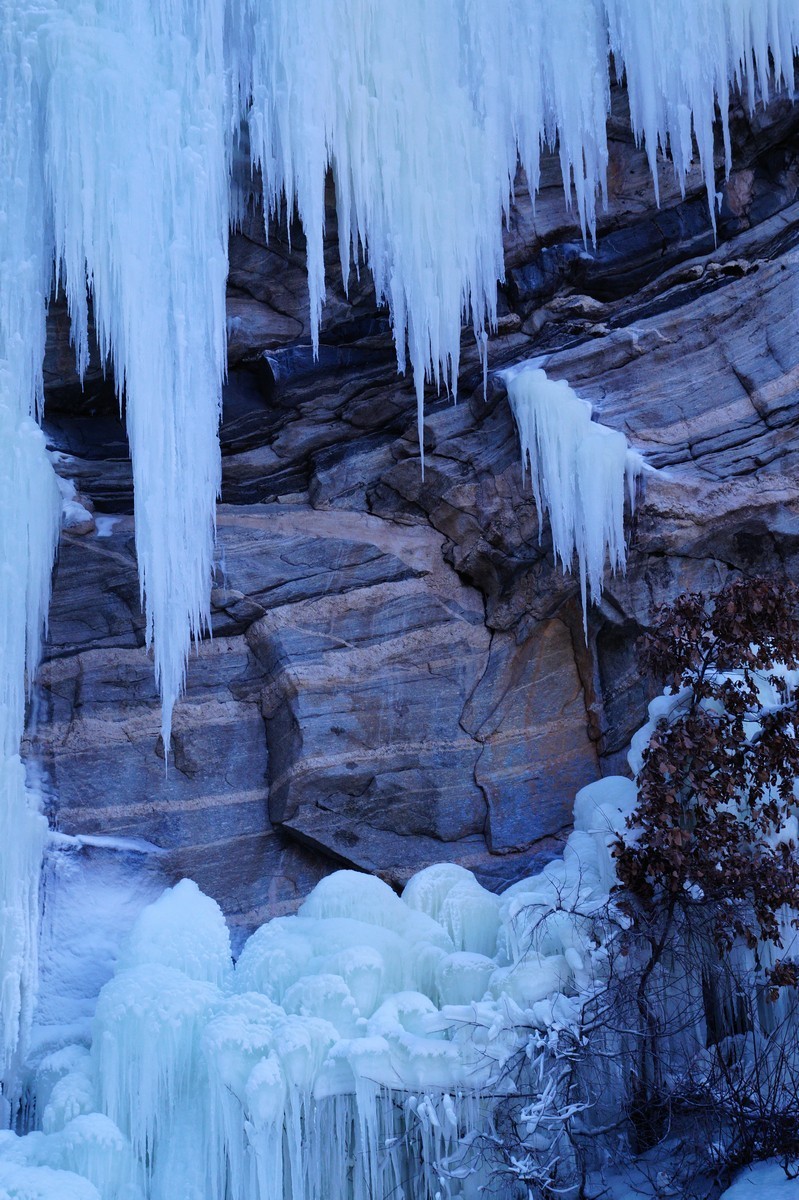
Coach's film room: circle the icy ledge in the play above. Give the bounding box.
[0,776,636,1200]
[504,364,645,624]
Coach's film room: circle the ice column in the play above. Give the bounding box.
[42,0,230,748]
[504,365,643,626]
[0,5,61,1075]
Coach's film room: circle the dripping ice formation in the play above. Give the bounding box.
[43,0,230,747]
[1,1,797,752]
[0,5,62,1081]
[0,778,637,1200]
[504,364,644,623]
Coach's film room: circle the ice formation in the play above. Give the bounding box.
[0,674,794,1197]
[0,3,798,1188]
[1,1,796,750]
[504,363,644,621]
[0,5,62,1085]
[42,0,230,747]
[0,776,637,1200]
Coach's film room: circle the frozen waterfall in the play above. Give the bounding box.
[0,1,798,1188]
[1,0,797,748]
[0,779,637,1200]
[0,5,62,1081]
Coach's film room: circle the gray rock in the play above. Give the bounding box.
[29,85,799,928]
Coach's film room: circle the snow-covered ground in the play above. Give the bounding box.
[721,1161,799,1198]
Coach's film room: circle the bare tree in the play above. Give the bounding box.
[467,579,799,1197]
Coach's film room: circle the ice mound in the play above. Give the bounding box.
[0,775,636,1198]
[114,879,232,987]
[0,1111,142,1200]
[0,1161,102,1200]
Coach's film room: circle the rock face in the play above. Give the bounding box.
[29,85,799,931]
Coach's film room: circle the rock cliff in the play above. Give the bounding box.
[27,86,799,937]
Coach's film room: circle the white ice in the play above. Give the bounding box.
[53,475,94,535]
[1,2,798,1192]
[2,0,795,757]
[0,6,62,1088]
[41,0,230,749]
[30,836,167,1070]
[0,775,636,1198]
[504,363,644,623]
[0,696,788,1198]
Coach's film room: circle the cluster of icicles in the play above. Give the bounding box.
[504,364,645,629]
[0,773,636,1200]
[4,0,798,754]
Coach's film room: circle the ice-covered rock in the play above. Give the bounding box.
[54,476,95,536]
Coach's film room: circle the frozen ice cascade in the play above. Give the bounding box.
[3,674,797,1198]
[504,363,645,628]
[0,2,63,1088]
[0,780,638,1200]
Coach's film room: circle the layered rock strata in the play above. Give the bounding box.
[27,87,799,930]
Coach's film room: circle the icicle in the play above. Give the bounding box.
[606,0,799,231]
[503,364,643,631]
[42,0,230,751]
